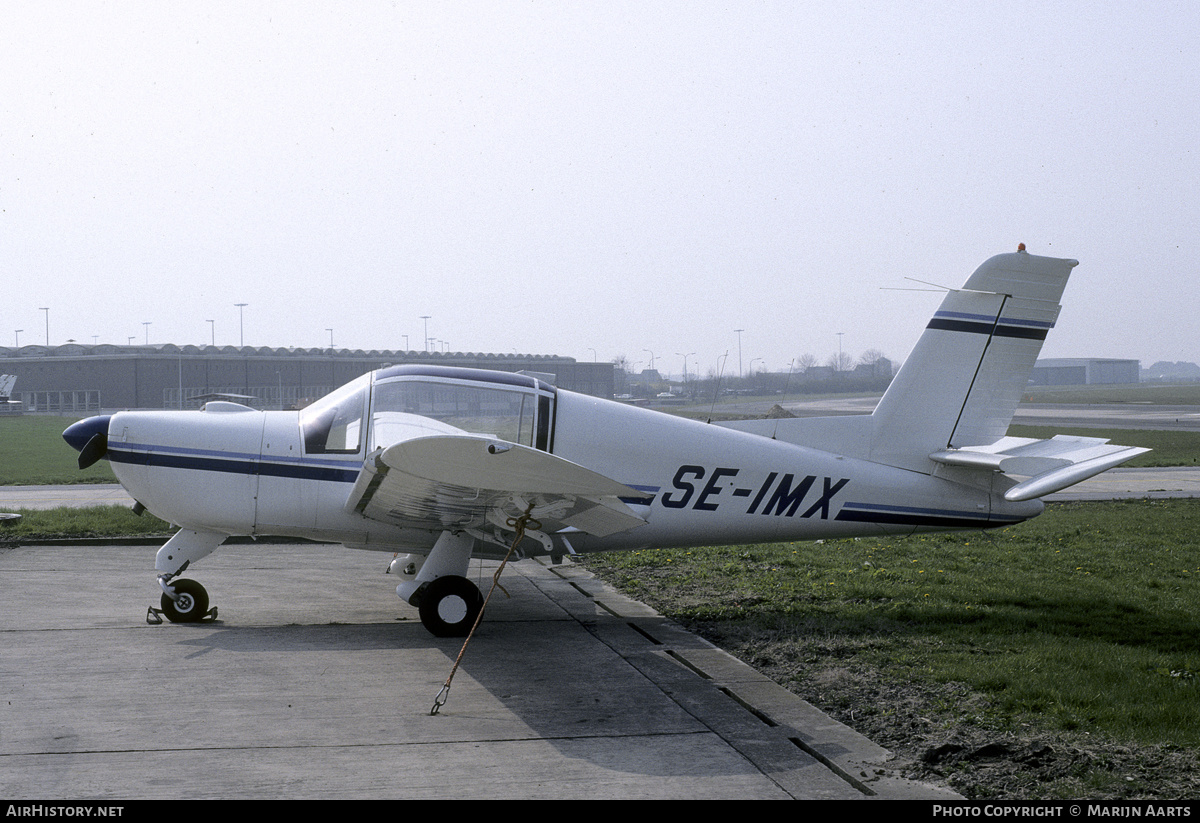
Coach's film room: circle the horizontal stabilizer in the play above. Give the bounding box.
[345,434,647,538]
[930,435,1149,501]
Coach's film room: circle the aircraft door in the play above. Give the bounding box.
[255,413,319,533]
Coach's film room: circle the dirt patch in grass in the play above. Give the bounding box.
[685,620,1200,800]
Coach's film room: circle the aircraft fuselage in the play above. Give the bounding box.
[67,370,1043,560]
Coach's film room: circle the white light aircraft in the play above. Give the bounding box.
[64,249,1148,636]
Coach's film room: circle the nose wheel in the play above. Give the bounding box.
[147,573,218,624]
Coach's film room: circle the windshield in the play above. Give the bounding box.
[299,374,368,455]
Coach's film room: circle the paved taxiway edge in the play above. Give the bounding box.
[0,540,959,800]
[539,560,961,800]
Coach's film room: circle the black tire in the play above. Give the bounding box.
[160,578,209,623]
[417,575,483,637]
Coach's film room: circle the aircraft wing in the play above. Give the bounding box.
[344,434,647,538]
[930,435,1150,501]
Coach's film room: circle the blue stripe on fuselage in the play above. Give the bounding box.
[107,444,360,483]
[836,500,1025,528]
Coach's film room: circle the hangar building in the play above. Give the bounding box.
[0,344,613,413]
[1030,358,1140,386]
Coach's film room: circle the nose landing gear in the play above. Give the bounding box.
[147,567,218,625]
[146,530,226,624]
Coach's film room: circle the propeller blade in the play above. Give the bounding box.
[77,432,108,469]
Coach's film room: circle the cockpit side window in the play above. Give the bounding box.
[300,377,367,455]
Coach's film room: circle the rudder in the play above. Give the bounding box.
[868,250,1077,472]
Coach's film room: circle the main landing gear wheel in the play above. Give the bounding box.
[418,575,484,638]
[159,578,210,623]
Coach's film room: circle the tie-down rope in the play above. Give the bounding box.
[430,509,540,715]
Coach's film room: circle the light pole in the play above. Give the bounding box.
[643,349,656,372]
[235,303,248,347]
[676,351,695,384]
[143,322,151,345]
[420,316,431,352]
[837,332,845,372]
[14,330,21,347]
[734,329,744,377]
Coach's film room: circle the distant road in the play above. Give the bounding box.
[1043,467,1200,501]
[744,397,1200,433]
[1014,403,1200,431]
[0,484,135,510]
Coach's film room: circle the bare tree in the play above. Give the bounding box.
[858,348,886,366]
[827,351,854,372]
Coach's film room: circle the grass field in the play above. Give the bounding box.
[1007,425,1199,467]
[0,414,117,485]
[580,497,1200,797]
[582,499,1200,745]
[0,504,172,539]
[1021,383,1200,405]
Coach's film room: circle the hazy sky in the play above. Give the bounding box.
[4,2,1197,379]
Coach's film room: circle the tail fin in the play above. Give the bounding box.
[868,249,1075,471]
[718,249,1147,497]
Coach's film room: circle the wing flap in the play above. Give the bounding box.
[345,435,646,537]
[556,497,646,537]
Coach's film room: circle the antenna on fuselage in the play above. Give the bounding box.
[706,351,729,424]
[771,358,798,441]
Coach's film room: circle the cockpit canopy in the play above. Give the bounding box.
[299,365,557,456]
